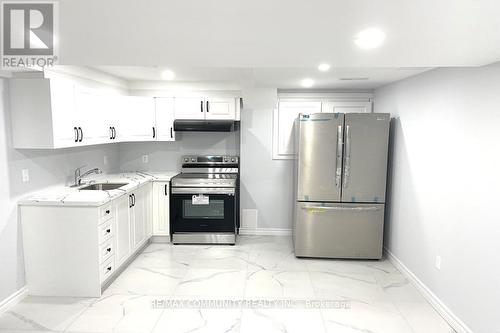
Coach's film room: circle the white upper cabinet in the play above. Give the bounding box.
[322,101,372,114]
[50,79,79,147]
[76,89,114,146]
[9,78,81,149]
[9,75,242,149]
[174,97,205,120]
[154,98,176,141]
[119,96,156,142]
[205,97,236,120]
[174,97,238,120]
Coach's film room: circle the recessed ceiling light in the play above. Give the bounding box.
[354,27,386,49]
[301,78,314,88]
[318,63,331,72]
[161,69,175,80]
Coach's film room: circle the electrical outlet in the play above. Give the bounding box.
[22,169,30,182]
[103,156,108,165]
[142,155,149,163]
[435,255,442,270]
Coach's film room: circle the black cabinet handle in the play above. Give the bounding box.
[74,127,78,142]
[106,229,111,233]
[105,210,110,214]
[106,248,112,252]
[113,127,116,140]
[132,194,136,206]
[152,127,156,139]
[170,127,173,139]
[165,184,168,196]
[107,266,112,271]
[206,101,209,113]
[109,127,113,140]
[78,127,83,142]
[200,100,203,112]
[129,195,132,208]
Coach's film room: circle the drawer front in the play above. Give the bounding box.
[99,203,114,223]
[99,238,114,263]
[98,219,114,244]
[100,256,115,282]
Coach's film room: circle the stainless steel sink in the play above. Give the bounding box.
[80,183,128,191]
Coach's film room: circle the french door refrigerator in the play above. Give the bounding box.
[293,112,390,259]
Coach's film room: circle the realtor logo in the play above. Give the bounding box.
[1,1,58,69]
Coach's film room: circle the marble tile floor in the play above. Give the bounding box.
[0,236,455,333]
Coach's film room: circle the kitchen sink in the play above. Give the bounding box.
[80,183,128,191]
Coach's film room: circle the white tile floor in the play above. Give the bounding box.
[0,236,455,333]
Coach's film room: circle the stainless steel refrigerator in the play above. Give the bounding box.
[293,112,390,259]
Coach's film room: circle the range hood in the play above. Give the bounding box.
[173,120,237,132]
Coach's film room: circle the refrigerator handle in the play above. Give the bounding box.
[335,125,343,188]
[301,205,382,212]
[343,125,351,188]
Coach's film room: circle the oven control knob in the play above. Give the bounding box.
[191,158,196,162]
[231,158,235,162]
[224,158,228,162]
[184,158,189,162]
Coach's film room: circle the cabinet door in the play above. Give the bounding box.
[132,187,147,250]
[120,96,156,141]
[322,101,372,114]
[174,97,205,120]
[155,98,176,141]
[77,90,111,145]
[152,182,170,236]
[115,195,132,266]
[50,79,79,148]
[205,98,236,120]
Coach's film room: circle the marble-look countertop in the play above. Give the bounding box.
[18,171,179,207]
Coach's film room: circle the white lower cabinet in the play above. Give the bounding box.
[152,182,170,237]
[20,182,154,297]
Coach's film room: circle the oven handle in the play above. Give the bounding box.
[171,187,235,195]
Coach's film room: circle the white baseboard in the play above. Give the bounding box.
[385,248,473,333]
[0,287,28,316]
[239,228,292,236]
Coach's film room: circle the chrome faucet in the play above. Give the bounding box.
[72,166,102,187]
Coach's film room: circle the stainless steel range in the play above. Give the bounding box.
[170,155,239,245]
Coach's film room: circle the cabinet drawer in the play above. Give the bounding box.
[98,219,114,244]
[99,238,114,263]
[99,203,114,223]
[100,256,115,282]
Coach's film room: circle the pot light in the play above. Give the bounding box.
[161,69,175,80]
[318,63,331,72]
[354,27,386,49]
[301,78,314,88]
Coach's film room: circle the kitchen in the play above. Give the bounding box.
[0,1,499,333]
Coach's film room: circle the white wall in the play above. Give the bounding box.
[375,66,500,333]
[239,87,294,231]
[0,78,120,302]
[118,131,240,172]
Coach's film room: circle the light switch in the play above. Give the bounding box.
[22,169,30,182]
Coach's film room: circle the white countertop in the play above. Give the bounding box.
[18,171,179,207]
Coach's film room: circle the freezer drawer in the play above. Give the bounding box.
[293,202,384,259]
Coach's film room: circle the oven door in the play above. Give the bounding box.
[171,187,236,233]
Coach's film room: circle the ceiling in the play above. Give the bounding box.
[60,0,500,68]
[94,66,431,89]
